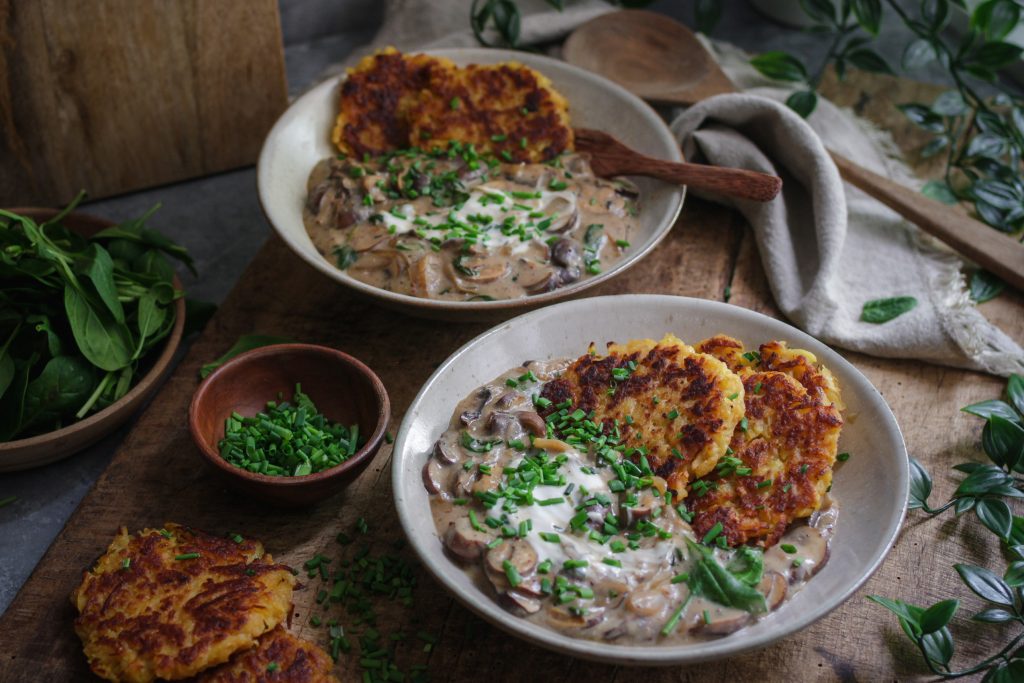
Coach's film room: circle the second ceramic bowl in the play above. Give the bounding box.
[257,48,685,321]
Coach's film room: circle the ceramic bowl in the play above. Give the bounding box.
[189,343,390,507]
[392,294,908,665]
[257,48,685,321]
[0,208,186,472]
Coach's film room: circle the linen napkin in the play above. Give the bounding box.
[339,0,1024,377]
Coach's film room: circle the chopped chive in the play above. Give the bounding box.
[602,558,622,567]
[537,497,565,506]
[837,452,850,462]
[701,522,724,545]
[503,560,522,587]
[781,543,798,554]
[121,558,131,570]
[671,572,688,584]
[563,559,589,570]
[175,552,200,561]
[539,532,561,543]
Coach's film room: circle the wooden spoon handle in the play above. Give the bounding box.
[618,158,783,202]
[830,150,1024,290]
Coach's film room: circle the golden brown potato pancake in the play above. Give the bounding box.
[332,48,573,162]
[192,627,338,683]
[687,336,843,547]
[332,48,441,158]
[407,61,573,162]
[540,334,745,494]
[72,524,295,683]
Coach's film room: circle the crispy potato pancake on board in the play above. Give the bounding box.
[539,334,745,494]
[332,48,573,162]
[72,524,295,683]
[687,336,844,547]
[192,627,339,683]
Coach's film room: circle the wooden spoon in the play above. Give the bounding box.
[575,128,782,202]
[564,10,1024,291]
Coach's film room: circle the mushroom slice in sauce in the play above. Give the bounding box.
[423,459,454,497]
[698,609,752,636]
[348,224,391,251]
[759,571,788,611]
[444,517,493,562]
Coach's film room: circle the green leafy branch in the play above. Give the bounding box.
[745,0,1024,251]
[869,374,1024,680]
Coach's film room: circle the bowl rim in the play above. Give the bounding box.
[256,46,686,314]
[391,293,910,665]
[0,207,186,455]
[188,342,391,486]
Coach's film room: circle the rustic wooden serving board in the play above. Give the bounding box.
[1,71,1022,681]
[0,0,288,206]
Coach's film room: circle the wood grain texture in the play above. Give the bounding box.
[0,0,288,206]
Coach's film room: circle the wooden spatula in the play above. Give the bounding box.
[564,10,1024,291]
[575,128,782,202]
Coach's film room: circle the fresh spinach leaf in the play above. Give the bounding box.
[81,244,124,323]
[22,355,96,429]
[725,546,764,586]
[860,296,918,324]
[969,269,1004,304]
[199,335,293,379]
[64,285,133,372]
[687,541,767,613]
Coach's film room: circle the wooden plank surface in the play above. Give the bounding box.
[2,70,1022,680]
[0,0,288,206]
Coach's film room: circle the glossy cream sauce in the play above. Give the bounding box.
[424,359,838,644]
[304,150,639,301]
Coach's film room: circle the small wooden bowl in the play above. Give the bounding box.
[188,344,390,507]
[0,208,186,472]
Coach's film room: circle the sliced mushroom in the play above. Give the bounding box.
[551,239,582,269]
[541,198,580,234]
[524,271,559,295]
[422,459,454,496]
[516,411,547,437]
[622,490,658,527]
[460,388,493,425]
[699,608,752,636]
[758,570,788,611]
[558,266,581,285]
[464,256,509,284]
[786,526,830,582]
[409,253,445,298]
[433,433,460,464]
[625,589,668,618]
[348,224,391,251]
[495,391,518,410]
[546,607,587,629]
[444,517,493,562]
[505,590,543,614]
[486,411,516,437]
[485,539,538,577]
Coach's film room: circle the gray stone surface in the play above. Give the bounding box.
[0,0,1007,615]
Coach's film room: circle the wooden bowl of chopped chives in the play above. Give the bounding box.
[188,343,390,506]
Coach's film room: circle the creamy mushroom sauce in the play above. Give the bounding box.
[425,359,838,644]
[304,147,639,301]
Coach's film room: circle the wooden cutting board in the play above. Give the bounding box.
[1,70,1022,681]
[0,0,288,206]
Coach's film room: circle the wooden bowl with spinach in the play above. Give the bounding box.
[0,202,188,471]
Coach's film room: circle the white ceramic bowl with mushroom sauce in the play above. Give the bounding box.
[257,48,685,321]
[392,294,909,665]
